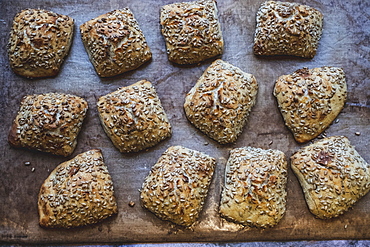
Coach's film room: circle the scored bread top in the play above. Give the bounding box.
[80,8,152,77]
[97,80,171,153]
[38,149,118,228]
[184,59,258,144]
[291,136,370,219]
[273,67,347,143]
[140,146,216,227]
[253,1,323,58]
[219,147,288,228]
[8,9,74,78]
[160,0,224,64]
[8,93,88,157]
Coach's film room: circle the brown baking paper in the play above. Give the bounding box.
[0,0,369,244]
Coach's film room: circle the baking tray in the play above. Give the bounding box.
[0,0,369,244]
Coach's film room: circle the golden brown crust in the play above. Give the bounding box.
[38,149,118,228]
[273,67,347,143]
[160,0,224,64]
[8,9,74,78]
[140,146,216,227]
[80,9,152,77]
[184,59,258,144]
[219,147,288,228]
[8,93,88,156]
[97,80,171,153]
[253,1,323,58]
[291,136,370,219]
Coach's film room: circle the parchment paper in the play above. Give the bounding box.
[0,0,369,244]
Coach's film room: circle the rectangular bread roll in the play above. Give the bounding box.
[80,9,152,77]
[8,93,88,157]
[97,80,171,153]
[184,59,258,144]
[253,1,323,58]
[160,0,224,64]
[38,149,118,228]
[140,146,216,227]
[8,9,74,78]
[273,67,347,143]
[291,136,370,219]
[219,147,288,228]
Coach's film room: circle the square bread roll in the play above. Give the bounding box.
[38,149,118,228]
[140,146,216,227]
[8,9,74,78]
[160,0,224,64]
[273,67,347,143]
[291,136,370,219]
[184,59,258,144]
[97,80,171,153]
[80,9,152,77]
[219,147,288,228]
[253,1,323,58]
[8,93,88,157]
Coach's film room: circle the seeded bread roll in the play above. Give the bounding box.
[140,146,216,227]
[97,80,171,153]
[184,59,258,144]
[38,149,118,228]
[8,9,74,78]
[273,67,347,143]
[219,147,288,228]
[291,136,370,219]
[8,93,88,157]
[253,1,323,58]
[160,0,224,64]
[80,9,152,77]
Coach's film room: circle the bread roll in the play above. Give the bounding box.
[184,59,258,144]
[8,93,88,157]
[97,80,171,153]
[38,149,118,228]
[273,67,347,143]
[291,136,370,219]
[219,147,288,228]
[80,8,152,77]
[8,9,74,78]
[140,146,216,227]
[160,0,224,64]
[253,1,323,58]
